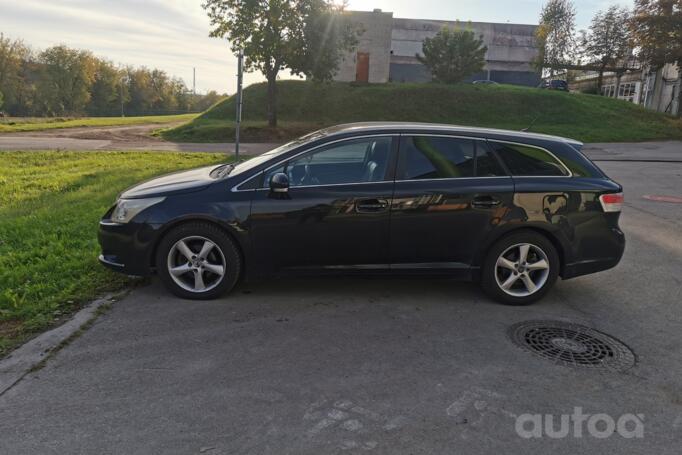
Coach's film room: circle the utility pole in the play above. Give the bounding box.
[120,76,125,118]
[235,49,244,161]
[193,67,196,96]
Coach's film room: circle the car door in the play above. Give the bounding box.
[249,135,398,274]
[389,135,514,270]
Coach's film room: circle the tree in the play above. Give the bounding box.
[293,7,360,82]
[171,78,192,112]
[149,69,174,112]
[0,34,32,115]
[202,0,360,127]
[416,28,487,84]
[127,67,155,115]
[193,90,226,111]
[0,33,222,117]
[0,89,4,110]
[631,0,682,116]
[581,6,632,92]
[88,59,123,116]
[631,0,682,68]
[536,0,577,76]
[37,45,96,115]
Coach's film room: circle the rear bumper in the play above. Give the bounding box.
[562,227,625,279]
[97,220,160,276]
[563,257,622,279]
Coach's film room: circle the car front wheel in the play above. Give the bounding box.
[481,231,559,305]
[156,222,241,299]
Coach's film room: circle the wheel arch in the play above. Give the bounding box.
[474,225,568,277]
[149,216,247,275]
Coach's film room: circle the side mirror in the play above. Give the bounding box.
[269,172,289,193]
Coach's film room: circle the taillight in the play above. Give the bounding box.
[599,192,623,212]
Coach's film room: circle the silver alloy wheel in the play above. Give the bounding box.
[166,236,226,293]
[494,243,550,297]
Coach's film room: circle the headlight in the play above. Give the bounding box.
[111,197,165,223]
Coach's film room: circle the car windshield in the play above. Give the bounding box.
[227,129,329,177]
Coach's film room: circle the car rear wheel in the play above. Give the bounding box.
[156,222,241,300]
[481,231,559,305]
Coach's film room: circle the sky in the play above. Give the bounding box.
[0,0,633,94]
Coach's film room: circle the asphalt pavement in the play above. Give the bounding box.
[0,145,681,454]
[0,124,277,154]
[2,124,681,161]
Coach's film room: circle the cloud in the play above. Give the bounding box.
[346,0,633,28]
[1,0,252,93]
[2,0,634,93]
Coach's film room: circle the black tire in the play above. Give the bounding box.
[155,222,241,300]
[480,230,560,305]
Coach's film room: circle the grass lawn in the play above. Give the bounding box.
[161,81,682,143]
[0,151,227,355]
[0,113,199,133]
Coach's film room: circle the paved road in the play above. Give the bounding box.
[0,135,277,154]
[1,153,681,454]
[2,124,681,162]
[0,124,278,154]
[582,141,682,162]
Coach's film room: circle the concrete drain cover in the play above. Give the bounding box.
[508,321,635,372]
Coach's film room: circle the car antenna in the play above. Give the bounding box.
[521,115,540,132]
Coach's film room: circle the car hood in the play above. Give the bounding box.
[120,165,218,199]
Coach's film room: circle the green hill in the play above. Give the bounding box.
[161,80,682,143]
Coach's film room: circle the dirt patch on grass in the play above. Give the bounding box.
[0,320,23,339]
[12,123,179,143]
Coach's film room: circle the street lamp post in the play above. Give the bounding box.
[120,72,129,118]
[235,48,244,161]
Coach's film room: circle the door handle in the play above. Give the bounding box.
[472,196,501,209]
[356,198,389,213]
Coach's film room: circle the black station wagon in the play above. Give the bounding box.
[99,123,625,305]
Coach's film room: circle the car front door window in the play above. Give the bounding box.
[263,137,393,188]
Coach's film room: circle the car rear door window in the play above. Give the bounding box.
[398,136,506,180]
[488,141,569,176]
[475,143,508,177]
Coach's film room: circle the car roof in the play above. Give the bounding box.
[315,122,583,147]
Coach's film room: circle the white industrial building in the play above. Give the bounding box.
[334,9,541,87]
[571,62,680,117]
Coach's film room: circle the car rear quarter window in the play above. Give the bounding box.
[488,141,569,176]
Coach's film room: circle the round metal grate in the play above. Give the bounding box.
[508,320,636,372]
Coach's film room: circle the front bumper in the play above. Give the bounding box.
[98,254,125,269]
[98,219,161,276]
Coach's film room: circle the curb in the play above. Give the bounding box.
[0,294,118,396]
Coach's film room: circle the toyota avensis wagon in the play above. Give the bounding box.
[98,123,625,305]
